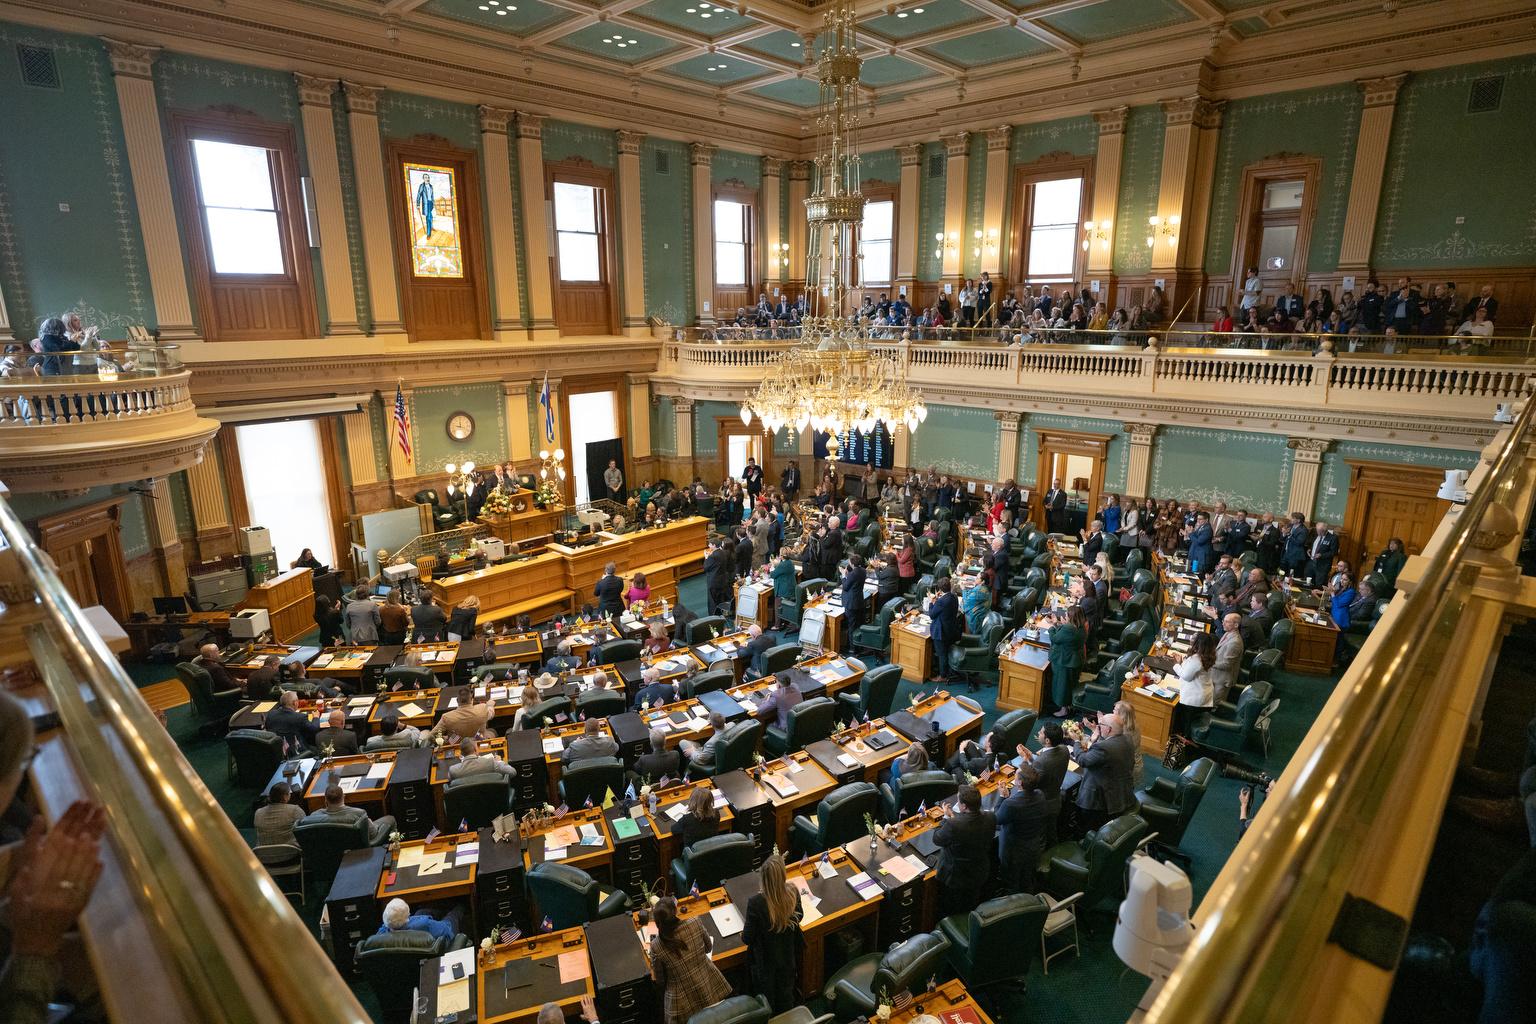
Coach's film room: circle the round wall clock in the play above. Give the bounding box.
[446,412,475,441]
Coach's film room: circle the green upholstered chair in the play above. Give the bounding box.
[1120,547,1145,582]
[356,928,471,1023]
[519,696,570,730]
[821,930,952,1019]
[1075,650,1138,714]
[558,757,625,807]
[939,893,1049,993]
[1039,812,1150,908]
[685,616,728,645]
[670,831,755,894]
[597,638,642,663]
[1192,682,1271,755]
[226,728,285,789]
[1101,593,1152,634]
[174,661,242,736]
[1099,619,1151,663]
[443,773,511,829]
[526,861,632,930]
[851,596,906,658]
[1131,568,1158,596]
[989,708,1038,756]
[686,718,762,780]
[686,995,772,1024]
[1134,757,1216,864]
[683,667,735,699]
[412,488,461,528]
[836,663,902,722]
[1100,532,1120,565]
[879,768,958,822]
[1240,648,1283,688]
[382,666,435,690]
[761,643,802,677]
[575,688,627,719]
[293,815,369,891]
[790,781,879,856]
[947,611,1005,689]
[764,696,837,756]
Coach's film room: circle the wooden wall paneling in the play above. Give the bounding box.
[319,416,353,572]
[215,427,251,531]
[1339,460,1449,570]
[1302,264,1536,336]
[35,495,132,622]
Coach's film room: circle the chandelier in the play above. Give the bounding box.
[739,0,926,444]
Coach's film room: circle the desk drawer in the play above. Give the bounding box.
[879,883,919,946]
[597,978,653,1024]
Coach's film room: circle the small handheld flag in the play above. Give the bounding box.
[689,880,700,897]
[583,795,593,809]
[458,818,469,833]
[602,787,616,809]
[916,800,926,814]
[541,916,553,933]
[625,782,637,802]
[425,826,441,843]
[497,926,521,947]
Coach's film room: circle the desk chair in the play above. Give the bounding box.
[383,666,435,690]
[1076,651,1139,714]
[763,696,837,757]
[790,781,878,856]
[1191,682,1271,756]
[821,930,951,1020]
[1039,813,1149,910]
[520,696,570,730]
[597,638,641,663]
[443,773,511,830]
[1040,892,1084,973]
[252,843,304,905]
[940,893,1048,995]
[688,996,772,1024]
[989,708,1038,757]
[558,757,625,808]
[761,642,801,677]
[174,662,241,737]
[356,929,471,1024]
[685,719,761,779]
[685,616,727,645]
[293,816,369,894]
[526,861,632,930]
[851,596,906,659]
[670,832,755,894]
[948,611,1005,691]
[1134,757,1216,869]
[683,667,735,699]
[226,729,284,789]
[879,768,958,823]
[575,688,626,719]
[779,579,828,630]
[835,663,902,722]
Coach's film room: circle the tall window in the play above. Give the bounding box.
[190,139,286,275]
[554,181,603,282]
[1023,177,1082,281]
[1257,179,1304,272]
[235,420,334,568]
[714,199,751,286]
[861,199,894,286]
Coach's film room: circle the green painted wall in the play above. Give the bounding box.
[1314,441,1478,523]
[712,149,761,188]
[962,133,986,279]
[1204,83,1361,276]
[1149,427,1292,513]
[862,148,900,185]
[772,426,799,456]
[377,91,481,150]
[0,24,150,334]
[9,484,148,557]
[917,142,946,282]
[692,400,739,455]
[1010,115,1098,167]
[1113,105,1164,275]
[909,405,998,479]
[542,120,615,167]
[653,396,676,456]
[411,382,507,471]
[1017,414,1128,491]
[369,394,392,478]
[641,138,692,325]
[329,98,374,332]
[1373,55,1536,268]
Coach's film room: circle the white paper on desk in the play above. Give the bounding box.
[739,699,758,714]
[396,845,424,869]
[438,946,475,984]
[475,684,487,698]
[397,702,427,718]
[252,701,277,714]
[489,687,508,700]
[337,777,362,793]
[904,853,929,876]
[817,859,839,880]
[665,803,687,822]
[579,823,600,843]
[709,904,744,937]
[438,978,470,1015]
[542,737,565,754]
[837,753,860,769]
[348,696,373,707]
[687,717,709,732]
[787,759,804,774]
[419,852,447,876]
[544,845,567,861]
[847,872,882,901]
[711,789,728,809]
[629,804,647,819]
[366,762,391,780]
[799,893,823,924]
[348,706,367,719]
[446,698,459,709]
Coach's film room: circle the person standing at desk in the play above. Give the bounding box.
[927,577,962,684]
[314,595,344,647]
[1047,607,1086,718]
[933,785,997,918]
[996,764,1050,893]
[1072,713,1135,835]
[345,585,381,644]
[839,553,867,643]
[595,561,625,620]
[377,591,410,645]
[411,597,447,642]
[649,897,732,1024]
[744,853,802,1014]
[1043,478,1067,534]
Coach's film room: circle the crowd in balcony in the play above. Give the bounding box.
[2,314,125,378]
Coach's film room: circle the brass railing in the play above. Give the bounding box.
[0,482,369,1023]
[1144,381,1536,1023]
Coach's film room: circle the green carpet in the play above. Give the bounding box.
[144,573,1340,1023]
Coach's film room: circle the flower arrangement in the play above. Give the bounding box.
[629,600,647,616]
[536,477,562,509]
[481,488,515,517]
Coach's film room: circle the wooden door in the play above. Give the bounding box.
[388,139,492,341]
[548,164,618,336]
[35,495,133,622]
[1032,430,1109,532]
[1340,461,1450,569]
[51,541,100,607]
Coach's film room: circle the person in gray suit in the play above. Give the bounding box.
[1072,713,1136,835]
[344,586,381,644]
[301,783,395,846]
[561,718,619,763]
[447,737,518,779]
[1018,721,1071,848]
[1211,613,1245,703]
[364,714,424,751]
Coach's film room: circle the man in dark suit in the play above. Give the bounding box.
[410,598,448,642]
[633,667,675,710]
[1306,520,1340,585]
[704,539,733,616]
[1462,284,1499,324]
[982,536,1010,609]
[734,528,754,578]
[1280,514,1310,576]
[244,654,284,700]
[1019,721,1071,848]
[780,462,801,502]
[976,272,995,326]
[1240,593,1272,650]
[1227,510,1253,554]
[1073,712,1136,835]
[1274,283,1304,320]
[1035,286,1055,318]
[742,458,764,502]
[933,785,997,918]
[1081,520,1105,564]
[1254,512,1283,573]
[1384,277,1421,333]
[314,709,361,756]
[193,644,238,694]
[632,727,681,783]
[996,764,1051,893]
[872,552,901,609]
[820,516,846,581]
[839,553,867,641]
[998,479,1022,520]
[1043,478,1068,534]
[263,691,319,755]
[739,624,776,678]
[594,561,625,619]
[928,577,962,683]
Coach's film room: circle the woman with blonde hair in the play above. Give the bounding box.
[448,594,479,641]
[889,740,928,784]
[1112,699,1145,788]
[743,853,802,1012]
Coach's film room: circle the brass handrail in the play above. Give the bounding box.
[1143,383,1536,1023]
[0,485,370,1023]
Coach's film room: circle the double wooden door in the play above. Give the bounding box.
[1339,461,1449,569]
[36,496,132,622]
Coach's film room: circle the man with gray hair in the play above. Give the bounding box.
[344,584,381,644]
[679,711,729,772]
[633,666,673,709]
[301,782,395,846]
[1072,712,1136,835]
[314,708,360,756]
[545,639,581,674]
[447,736,518,779]
[632,727,681,783]
[1212,612,1245,703]
[538,996,599,1024]
[377,896,461,943]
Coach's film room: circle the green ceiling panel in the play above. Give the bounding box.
[554,22,681,63]
[1209,0,1273,9]
[860,54,934,87]
[421,0,571,36]
[666,52,768,84]
[919,29,1050,67]
[748,78,822,107]
[633,0,759,38]
[1229,16,1269,37]
[1039,0,1194,43]
[863,0,986,42]
[738,29,812,63]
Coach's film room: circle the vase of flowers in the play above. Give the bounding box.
[481,488,514,521]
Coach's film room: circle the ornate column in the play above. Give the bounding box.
[942,132,969,284]
[343,83,404,335]
[503,381,533,464]
[690,143,717,326]
[478,105,525,338]
[515,113,558,339]
[615,131,649,335]
[786,161,811,297]
[1338,74,1409,273]
[895,143,922,302]
[1123,422,1158,500]
[1087,107,1128,288]
[342,409,378,486]
[102,39,199,342]
[981,127,1011,279]
[142,478,186,597]
[627,376,652,459]
[994,412,1022,483]
[673,397,696,480]
[761,156,784,298]
[1286,437,1332,519]
[382,386,416,480]
[294,75,363,336]
[892,425,911,473]
[1148,95,1225,319]
[186,452,233,558]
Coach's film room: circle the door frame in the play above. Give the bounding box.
[546,160,620,336]
[35,494,133,621]
[1032,429,1110,531]
[558,377,631,506]
[1008,152,1095,294]
[716,419,773,488]
[1229,155,1322,308]
[1339,459,1450,569]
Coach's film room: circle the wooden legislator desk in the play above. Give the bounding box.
[244,566,314,643]
[413,926,594,1024]
[480,504,563,546]
[429,551,572,631]
[997,642,1049,713]
[889,614,934,684]
[302,752,396,811]
[1287,602,1340,675]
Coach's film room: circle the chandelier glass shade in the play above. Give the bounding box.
[738,0,926,446]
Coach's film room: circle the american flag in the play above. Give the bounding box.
[892,992,914,1010]
[393,382,412,458]
[583,795,593,809]
[541,916,554,932]
[458,818,469,833]
[539,370,554,443]
[424,826,441,843]
[689,881,699,897]
[497,926,521,946]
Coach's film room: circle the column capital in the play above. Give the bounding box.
[994,411,1022,428]
[1357,72,1409,108]
[1122,421,1158,444]
[1093,105,1130,134]
[516,112,544,139]
[788,159,813,181]
[343,81,383,114]
[478,105,514,134]
[1286,436,1332,461]
[673,396,695,413]
[293,73,338,108]
[1161,95,1223,129]
[616,129,645,155]
[761,155,784,178]
[944,131,970,159]
[499,379,528,397]
[101,37,161,79]
[986,125,1012,152]
[897,143,922,166]
[690,142,716,167]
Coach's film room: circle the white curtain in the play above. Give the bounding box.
[235,419,335,568]
[567,391,619,504]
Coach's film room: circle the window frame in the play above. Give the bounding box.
[711,183,757,293]
[552,179,606,285]
[1008,154,1094,291]
[857,184,898,290]
[1230,155,1323,310]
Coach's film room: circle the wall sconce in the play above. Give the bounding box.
[1146,214,1180,249]
[970,227,999,259]
[777,241,790,269]
[1081,219,1112,251]
[933,230,958,260]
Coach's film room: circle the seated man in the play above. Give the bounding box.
[286,661,344,699]
[678,712,729,773]
[192,643,239,694]
[754,673,802,731]
[313,709,360,756]
[364,714,423,751]
[739,624,775,679]
[544,640,582,675]
[254,781,304,848]
[431,690,496,741]
[632,667,674,710]
[632,728,681,784]
[263,691,319,754]
[244,654,284,700]
[302,782,395,846]
[562,718,619,764]
[377,896,463,944]
[447,736,518,779]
